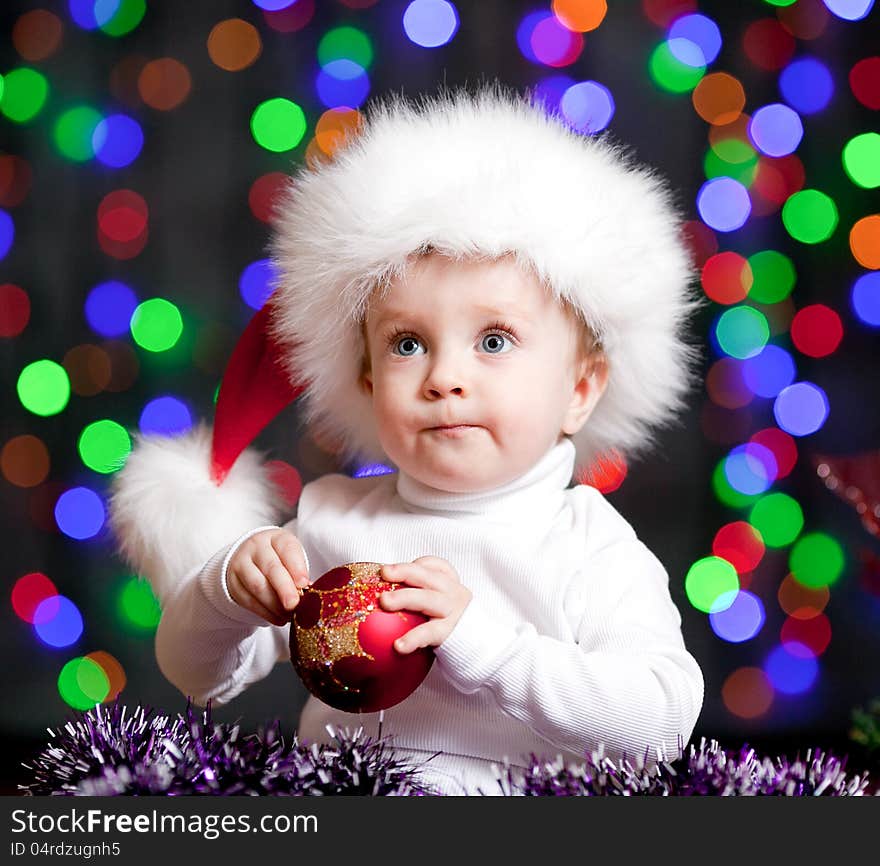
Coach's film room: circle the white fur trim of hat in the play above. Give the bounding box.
[270,85,700,468]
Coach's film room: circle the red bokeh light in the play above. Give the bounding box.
[790,304,843,358]
[749,427,798,479]
[701,251,752,305]
[713,521,765,575]
[11,572,58,623]
[742,18,795,71]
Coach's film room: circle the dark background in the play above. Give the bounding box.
[2,0,879,793]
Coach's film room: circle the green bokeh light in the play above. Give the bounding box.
[712,461,760,509]
[0,67,49,123]
[58,657,110,711]
[17,360,70,417]
[781,189,838,244]
[649,42,705,94]
[715,305,770,359]
[318,26,374,70]
[130,298,183,352]
[842,133,880,189]
[53,106,103,162]
[685,556,740,613]
[763,0,797,5]
[250,98,307,153]
[704,147,759,186]
[78,420,132,474]
[789,532,845,589]
[747,250,796,303]
[749,493,804,548]
[100,0,146,36]
[119,578,161,630]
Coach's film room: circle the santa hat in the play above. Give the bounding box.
[110,85,699,601]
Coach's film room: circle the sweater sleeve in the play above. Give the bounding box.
[154,522,304,706]
[434,536,704,763]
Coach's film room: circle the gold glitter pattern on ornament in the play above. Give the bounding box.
[291,563,395,695]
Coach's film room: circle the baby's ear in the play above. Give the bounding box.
[360,362,373,395]
[562,356,608,436]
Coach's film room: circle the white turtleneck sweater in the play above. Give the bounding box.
[154,439,704,795]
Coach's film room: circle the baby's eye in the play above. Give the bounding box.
[479,332,512,354]
[393,336,425,356]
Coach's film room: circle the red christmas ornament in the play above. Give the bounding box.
[289,563,434,713]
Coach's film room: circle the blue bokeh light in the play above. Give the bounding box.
[697,177,751,232]
[516,11,549,64]
[779,57,834,115]
[851,272,880,326]
[33,595,84,648]
[741,344,796,398]
[316,60,370,108]
[764,642,819,695]
[85,280,138,337]
[749,103,803,157]
[773,381,830,437]
[0,209,13,260]
[93,114,144,168]
[251,0,298,11]
[55,487,106,540]
[667,14,722,66]
[709,590,765,643]
[239,259,277,310]
[139,396,193,436]
[403,0,459,48]
[532,75,576,112]
[724,442,777,495]
[353,462,396,478]
[822,0,875,20]
[560,81,615,134]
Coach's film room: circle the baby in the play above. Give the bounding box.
[111,88,704,795]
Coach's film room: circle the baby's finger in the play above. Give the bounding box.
[230,565,288,626]
[380,587,448,618]
[271,533,309,589]
[264,559,301,611]
[380,562,436,589]
[393,621,438,654]
[236,560,289,623]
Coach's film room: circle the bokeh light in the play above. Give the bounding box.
[93,114,144,168]
[261,0,315,33]
[130,298,183,352]
[668,13,721,66]
[764,643,818,695]
[251,98,308,152]
[741,344,795,398]
[724,442,777,495]
[240,259,277,310]
[781,612,831,657]
[0,282,30,336]
[11,572,58,623]
[685,555,740,613]
[577,450,628,493]
[781,189,838,244]
[748,103,803,157]
[747,249,796,303]
[742,18,795,71]
[78,419,132,474]
[722,667,774,719]
[773,381,829,436]
[139,396,193,436]
[714,305,770,359]
[849,56,880,109]
[55,486,106,540]
[207,19,262,72]
[248,172,288,223]
[85,280,138,338]
[99,0,146,38]
[789,532,845,588]
[697,177,751,232]
[86,651,126,702]
[315,61,370,109]
[318,26,374,70]
[851,271,880,326]
[790,304,843,357]
[842,133,880,189]
[822,0,875,20]
[560,81,615,133]
[0,67,49,123]
[17,360,71,417]
[1,434,50,488]
[778,574,830,619]
[750,427,798,479]
[64,343,112,396]
[138,58,191,111]
[692,73,745,124]
[701,252,752,305]
[709,590,765,643]
[57,656,109,710]
[712,521,765,574]
[779,56,834,114]
[553,0,608,33]
[119,577,162,630]
[33,595,82,647]
[12,10,64,62]
[749,492,803,548]
[649,41,705,93]
[403,0,459,49]
[849,215,880,269]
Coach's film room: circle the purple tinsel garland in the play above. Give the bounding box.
[20,701,879,796]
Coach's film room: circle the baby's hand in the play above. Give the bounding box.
[378,556,472,653]
[226,529,310,626]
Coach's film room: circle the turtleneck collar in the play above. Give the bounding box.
[394,438,576,519]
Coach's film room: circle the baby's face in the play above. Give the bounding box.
[361,255,606,493]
